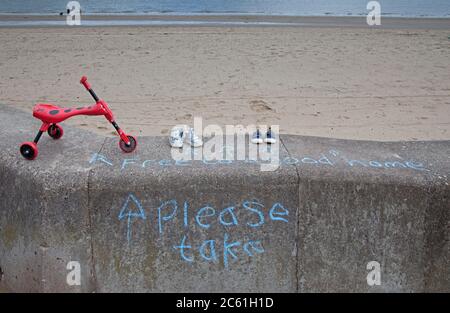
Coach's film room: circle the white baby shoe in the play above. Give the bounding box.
[169,127,185,148]
[186,127,203,147]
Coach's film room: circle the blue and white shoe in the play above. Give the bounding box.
[169,127,185,148]
[264,127,277,144]
[251,129,263,144]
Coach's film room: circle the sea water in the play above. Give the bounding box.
[0,0,449,17]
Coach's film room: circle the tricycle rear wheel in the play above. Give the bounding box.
[48,124,64,140]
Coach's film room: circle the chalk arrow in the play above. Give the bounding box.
[118,193,146,245]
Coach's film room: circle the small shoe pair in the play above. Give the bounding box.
[251,127,276,144]
[169,127,203,148]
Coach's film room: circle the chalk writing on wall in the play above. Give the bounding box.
[90,149,429,172]
[117,193,289,267]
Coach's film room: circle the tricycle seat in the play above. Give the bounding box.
[32,103,93,123]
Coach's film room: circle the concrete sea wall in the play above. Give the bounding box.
[0,105,448,292]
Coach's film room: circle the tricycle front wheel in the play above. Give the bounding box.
[20,142,38,160]
[119,135,137,153]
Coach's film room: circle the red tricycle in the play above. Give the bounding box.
[20,76,137,160]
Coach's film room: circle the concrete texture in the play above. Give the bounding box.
[0,104,448,292]
[281,136,450,292]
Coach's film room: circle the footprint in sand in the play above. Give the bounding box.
[249,100,273,113]
[175,113,193,121]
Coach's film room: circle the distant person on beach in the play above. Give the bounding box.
[58,9,72,16]
[62,8,82,15]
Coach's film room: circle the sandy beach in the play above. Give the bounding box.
[0,16,449,141]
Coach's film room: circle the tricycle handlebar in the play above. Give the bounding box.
[80,76,99,102]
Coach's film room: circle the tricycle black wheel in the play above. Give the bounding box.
[119,135,137,153]
[20,142,38,160]
[48,124,63,140]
